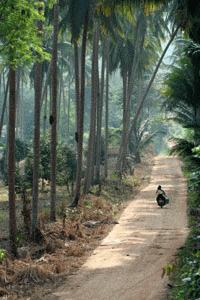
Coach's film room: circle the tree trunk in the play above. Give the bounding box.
[74,41,80,134]
[104,40,110,179]
[8,67,17,256]
[16,69,20,139]
[31,11,43,239]
[58,62,63,138]
[67,80,71,138]
[40,62,51,110]
[72,13,89,207]
[0,77,9,138]
[50,3,59,221]
[42,85,48,136]
[20,77,24,140]
[117,71,129,176]
[95,40,105,185]
[32,60,42,239]
[84,25,99,193]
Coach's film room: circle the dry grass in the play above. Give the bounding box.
[14,264,53,284]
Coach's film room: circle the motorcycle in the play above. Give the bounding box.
[156,194,169,208]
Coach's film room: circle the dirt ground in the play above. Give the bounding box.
[45,156,188,300]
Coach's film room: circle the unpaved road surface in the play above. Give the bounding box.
[47,156,188,300]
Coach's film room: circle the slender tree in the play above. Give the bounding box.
[0,77,9,138]
[50,2,59,221]
[8,67,17,255]
[104,40,110,178]
[72,12,89,207]
[84,25,99,193]
[95,40,105,185]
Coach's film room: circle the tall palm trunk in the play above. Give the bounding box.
[58,63,63,138]
[50,3,59,221]
[20,78,24,140]
[128,26,180,142]
[32,61,42,239]
[95,41,105,185]
[8,67,17,256]
[104,40,110,179]
[41,62,51,110]
[0,77,9,138]
[84,25,99,193]
[31,13,43,239]
[16,69,20,139]
[42,86,48,136]
[74,41,80,130]
[72,13,89,207]
[67,80,71,137]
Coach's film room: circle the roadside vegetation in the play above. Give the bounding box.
[167,158,200,300]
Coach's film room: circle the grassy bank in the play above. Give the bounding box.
[170,165,200,300]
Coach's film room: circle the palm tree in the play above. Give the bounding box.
[50,3,59,221]
[95,39,106,185]
[72,12,89,206]
[8,66,17,256]
[84,24,99,193]
[104,39,110,178]
[164,49,200,142]
[31,49,43,239]
[0,76,9,138]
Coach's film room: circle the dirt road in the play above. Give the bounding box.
[47,156,188,300]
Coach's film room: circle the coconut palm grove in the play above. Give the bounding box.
[0,0,200,299]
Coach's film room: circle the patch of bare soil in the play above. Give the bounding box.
[42,156,188,300]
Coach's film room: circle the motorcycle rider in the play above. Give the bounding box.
[156,185,166,197]
[156,185,169,205]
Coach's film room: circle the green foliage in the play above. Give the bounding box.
[162,263,175,277]
[169,138,194,159]
[57,144,77,185]
[0,139,30,184]
[171,247,200,300]
[23,136,77,187]
[0,248,6,263]
[170,222,200,300]
[170,162,200,300]
[16,231,26,247]
[0,0,49,67]
[15,139,29,162]
[40,137,51,181]
[163,47,200,142]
